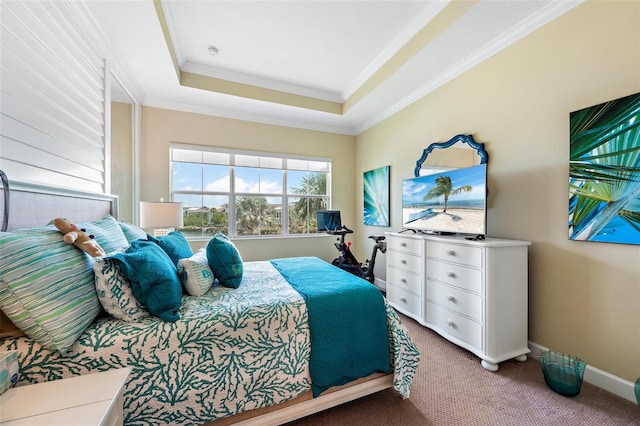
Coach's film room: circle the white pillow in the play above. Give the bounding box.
[93,257,150,322]
[177,249,214,296]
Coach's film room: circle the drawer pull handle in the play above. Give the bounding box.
[401,259,407,264]
[447,272,456,278]
[401,243,407,247]
[446,319,456,328]
[446,295,456,303]
[401,278,407,284]
[400,297,407,303]
[447,250,455,256]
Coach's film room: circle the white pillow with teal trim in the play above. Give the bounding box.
[177,248,214,296]
[93,256,150,322]
[0,227,100,354]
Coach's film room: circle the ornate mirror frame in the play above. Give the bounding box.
[414,134,489,177]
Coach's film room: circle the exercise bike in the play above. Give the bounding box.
[327,225,387,284]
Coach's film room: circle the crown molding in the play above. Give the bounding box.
[341,0,449,101]
[143,97,357,136]
[353,0,583,135]
[181,62,344,103]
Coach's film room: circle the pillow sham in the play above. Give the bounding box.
[206,233,243,289]
[177,248,214,296]
[77,215,129,254]
[109,240,182,322]
[148,231,193,267]
[0,227,100,354]
[117,221,148,244]
[93,256,150,322]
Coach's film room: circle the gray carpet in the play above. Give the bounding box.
[285,314,640,425]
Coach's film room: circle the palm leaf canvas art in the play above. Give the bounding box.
[364,166,390,226]
[569,92,640,245]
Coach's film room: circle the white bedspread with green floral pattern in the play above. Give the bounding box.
[0,261,419,425]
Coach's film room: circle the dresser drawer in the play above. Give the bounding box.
[388,285,422,318]
[427,280,482,322]
[387,250,423,274]
[388,267,422,296]
[426,302,482,349]
[429,241,482,268]
[386,236,423,256]
[427,259,482,293]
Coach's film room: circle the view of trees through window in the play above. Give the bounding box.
[171,146,330,238]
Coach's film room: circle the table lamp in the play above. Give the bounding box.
[140,200,184,237]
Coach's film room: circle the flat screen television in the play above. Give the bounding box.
[402,163,487,236]
[316,210,342,232]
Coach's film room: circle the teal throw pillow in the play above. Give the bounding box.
[110,240,182,322]
[206,233,243,288]
[148,231,193,267]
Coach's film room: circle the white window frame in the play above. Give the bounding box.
[170,143,332,239]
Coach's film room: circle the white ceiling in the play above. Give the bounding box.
[85,0,581,135]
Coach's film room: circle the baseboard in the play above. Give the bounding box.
[373,277,386,293]
[528,341,637,404]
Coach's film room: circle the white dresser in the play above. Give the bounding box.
[0,368,130,425]
[386,232,531,371]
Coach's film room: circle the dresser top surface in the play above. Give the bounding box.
[385,232,531,247]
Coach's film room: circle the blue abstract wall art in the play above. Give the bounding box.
[364,165,390,227]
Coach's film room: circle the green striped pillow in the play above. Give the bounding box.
[117,221,147,244]
[77,215,129,254]
[0,227,100,354]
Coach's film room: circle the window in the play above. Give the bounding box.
[171,144,331,239]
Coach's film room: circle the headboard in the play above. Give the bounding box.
[1,182,118,231]
[0,182,119,337]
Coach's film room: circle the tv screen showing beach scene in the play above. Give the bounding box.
[402,163,487,235]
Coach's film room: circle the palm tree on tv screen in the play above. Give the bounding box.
[422,175,472,213]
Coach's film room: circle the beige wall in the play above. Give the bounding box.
[111,102,133,222]
[139,106,355,263]
[354,1,640,382]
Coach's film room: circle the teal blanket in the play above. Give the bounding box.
[270,257,391,396]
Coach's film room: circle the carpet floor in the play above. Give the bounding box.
[285,314,640,426]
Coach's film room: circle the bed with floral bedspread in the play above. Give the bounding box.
[1,261,420,425]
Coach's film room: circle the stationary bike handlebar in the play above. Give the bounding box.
[327,225,353,236]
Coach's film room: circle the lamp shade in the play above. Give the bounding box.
[140,201,184,228]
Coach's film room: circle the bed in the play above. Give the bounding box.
[0,184,419,425]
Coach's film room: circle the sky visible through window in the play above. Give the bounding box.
[170,148,330,238]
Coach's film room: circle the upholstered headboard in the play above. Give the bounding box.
[0,183,118,231]
[0,183,119,337]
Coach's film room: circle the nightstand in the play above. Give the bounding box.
[0,368,130,425]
